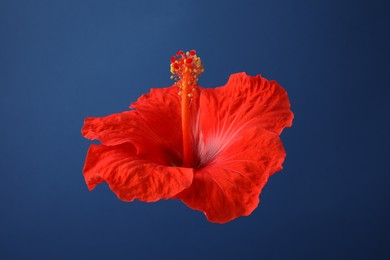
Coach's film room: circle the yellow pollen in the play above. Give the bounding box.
[170,50,204,97]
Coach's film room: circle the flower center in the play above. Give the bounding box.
[170,50,204,167]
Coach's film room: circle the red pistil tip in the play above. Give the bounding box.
[170,49,204,96]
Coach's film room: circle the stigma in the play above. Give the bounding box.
[170,50,204,97]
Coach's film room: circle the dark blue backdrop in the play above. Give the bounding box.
[1,0,389,259]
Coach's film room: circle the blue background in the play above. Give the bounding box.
[1,0,389,259]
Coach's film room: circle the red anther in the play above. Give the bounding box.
[170,56,176,63]
[173,63,179,70]
[189,50,196,56]
[186,58,193,64]
[177,50,184,56]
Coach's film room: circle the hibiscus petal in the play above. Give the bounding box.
[201,72,293,136]
[83,143,193,202]
[176,72,291,223]
[82,111,138,146]
[82,86,184,165]
[129,86,183,154]
[176,127,286,223]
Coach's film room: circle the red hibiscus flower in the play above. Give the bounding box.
[82,50,293,223]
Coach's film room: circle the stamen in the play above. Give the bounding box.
[170,50,204,167]
[170,50,204,96]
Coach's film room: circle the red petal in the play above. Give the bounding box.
[201,72,293,135]
[83,143,193,202]
[82,111,137,146]
[176,127,285,223]
[176,73,292,223]
[82,86,184,165]
[177,128,285,223]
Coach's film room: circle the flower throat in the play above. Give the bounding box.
[170,50,204,167]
